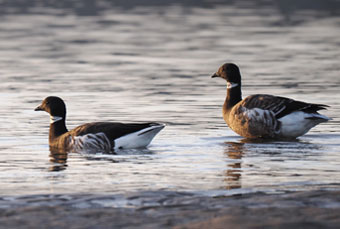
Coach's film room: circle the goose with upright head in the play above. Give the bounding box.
[35,96,165,153]
[211,63,330,139]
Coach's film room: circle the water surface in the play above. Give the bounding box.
[0,1,340,198]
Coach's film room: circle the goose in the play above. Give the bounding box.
[35,96,165,153]
[211,63,330,139]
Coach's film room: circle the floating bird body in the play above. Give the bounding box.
[212,63,330,139]
[35,96,164,153]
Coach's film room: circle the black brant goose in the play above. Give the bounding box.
[35,96,165,152]
[211,63,330,139]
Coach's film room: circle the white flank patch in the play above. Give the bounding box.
[114,124,165,150]
[227,82,239,89]
[243,108,274,124]
[243,108,266,120]
[279,111,330,138]
[71,132,111,153]
[50,116,63,124]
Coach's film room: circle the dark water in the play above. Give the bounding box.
[0,1,340,203]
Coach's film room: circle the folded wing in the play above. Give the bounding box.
[240,94,328,119]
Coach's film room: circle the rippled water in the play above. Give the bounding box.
[0,1,340,197]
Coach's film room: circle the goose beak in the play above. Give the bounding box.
[211,73,219,78]
[34,105,43,111]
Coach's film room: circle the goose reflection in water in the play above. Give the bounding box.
[48,146,136,172]
[49,147,68,172]
[224,142,245,190]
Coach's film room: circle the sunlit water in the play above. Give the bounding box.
[0,1,340,200]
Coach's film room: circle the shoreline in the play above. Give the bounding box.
[1,190,340,228]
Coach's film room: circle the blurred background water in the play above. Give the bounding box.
[0,0,340,197]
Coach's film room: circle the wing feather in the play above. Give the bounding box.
[241,94,328,119]
[69,122,159,141]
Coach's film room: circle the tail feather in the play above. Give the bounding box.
[138,124,165,136]
[305,112,331,122]
[114,123,165,150]
[302,104,329,113]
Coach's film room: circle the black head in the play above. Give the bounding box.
[211,63,241,85]
[35,96,66,118]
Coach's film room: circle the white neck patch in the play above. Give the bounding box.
[50,116,63,124]
[227,82,239,89]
